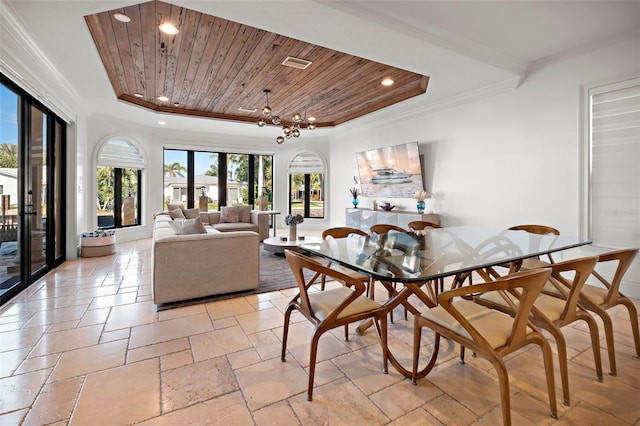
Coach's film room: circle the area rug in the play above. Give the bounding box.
[156,247,315,310]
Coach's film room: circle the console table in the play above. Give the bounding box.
[345,208,439,232]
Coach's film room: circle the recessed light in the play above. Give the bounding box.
[381,78,394,86]
[133,93,143,98]
[114,13,130,23]
[307,116,316,122]
[157,95,169,102]
[159,23,179,35]
[158,121,166,125]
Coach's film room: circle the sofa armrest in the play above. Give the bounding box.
[251,211,270,241]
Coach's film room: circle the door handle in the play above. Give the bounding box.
[25,204,37,215]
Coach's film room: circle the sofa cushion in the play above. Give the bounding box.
[169,217,207,235]
[168,203,183,212]
[212,222,257,232]
[183,207,200,219]
[220,206,239,223]
[238,205,251,223]
[169,208,185,219]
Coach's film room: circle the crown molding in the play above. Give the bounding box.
[338,76,522,132]
[0,1,84,123]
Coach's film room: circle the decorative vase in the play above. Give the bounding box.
[417,200,425,214]
[352,197,359,208]
[289,224,297,241]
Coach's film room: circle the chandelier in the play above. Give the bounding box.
[257,89,316,144]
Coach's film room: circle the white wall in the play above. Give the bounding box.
[329,36,639,231]
[328,35,640,296]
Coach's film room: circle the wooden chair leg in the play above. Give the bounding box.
[459,345,466,364]
[281,305,294,361]
[537,321,571,406]
[601,311,617,376]
[538,338,559,419]
[582,314,604,382]
[374,315,388,374]
[550,328,571,406]
[492,359,512,426]
[619,298,640,358]
[411,316,422,385]
[307,331,321,401]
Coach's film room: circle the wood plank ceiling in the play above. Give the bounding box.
[84,0,429,129]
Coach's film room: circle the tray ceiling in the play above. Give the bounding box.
[84,0,429,128]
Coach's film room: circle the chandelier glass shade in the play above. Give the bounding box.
[257,89,316,144]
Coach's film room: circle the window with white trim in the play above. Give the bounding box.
[96,139,144,228]
[288,152,325,218]
[588,78,639,248]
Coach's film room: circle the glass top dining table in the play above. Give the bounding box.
[300,226,591,284]
[299,226,592,379]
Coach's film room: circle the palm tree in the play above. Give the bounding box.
[164,162,186,177]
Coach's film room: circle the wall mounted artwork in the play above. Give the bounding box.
[355,142,425,197]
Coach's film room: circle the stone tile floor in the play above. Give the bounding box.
[0,236,639,425]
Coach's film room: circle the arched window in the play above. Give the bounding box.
[288,152,325,219]
[96,138,144,228]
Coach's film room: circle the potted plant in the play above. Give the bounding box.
[284,213,304,241]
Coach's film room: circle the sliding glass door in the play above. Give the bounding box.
[0,75,66,306]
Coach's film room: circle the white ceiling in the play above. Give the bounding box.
[4,0,639,138]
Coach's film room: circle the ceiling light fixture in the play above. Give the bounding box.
[257,89,315,144]
[158,22,179,35]
[381,78,394,86]
[157,95,169,102]
[114,13,130,23]
[133,93,144,98]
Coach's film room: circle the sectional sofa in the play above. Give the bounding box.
[151,208,261,305]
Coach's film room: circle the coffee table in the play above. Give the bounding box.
[263,235,321,255]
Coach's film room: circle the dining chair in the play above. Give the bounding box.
[320,227,372,292]
[509,224,560,269]
[369,223,408,235]
[282,250,388,401]
[475,255,601,406]
[407,220,442,231]
[320,227,376,339]
[476,224,561,283]
[543,248,639,376]
[369,223,410,321]
[412,268,557,425]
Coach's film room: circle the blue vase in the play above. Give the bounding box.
[417,200,425,214]
[352,197,359,208]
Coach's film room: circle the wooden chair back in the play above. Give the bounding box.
[370,224,407,235]
[322,226,368,240]
[408,220,442,231]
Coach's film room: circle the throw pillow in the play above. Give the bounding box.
[168,203,183,212]
[238,205,251,223]
[220,206,239,223]
[169,208,185,220]
[183,208,200,219]
[169,217,207,235]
